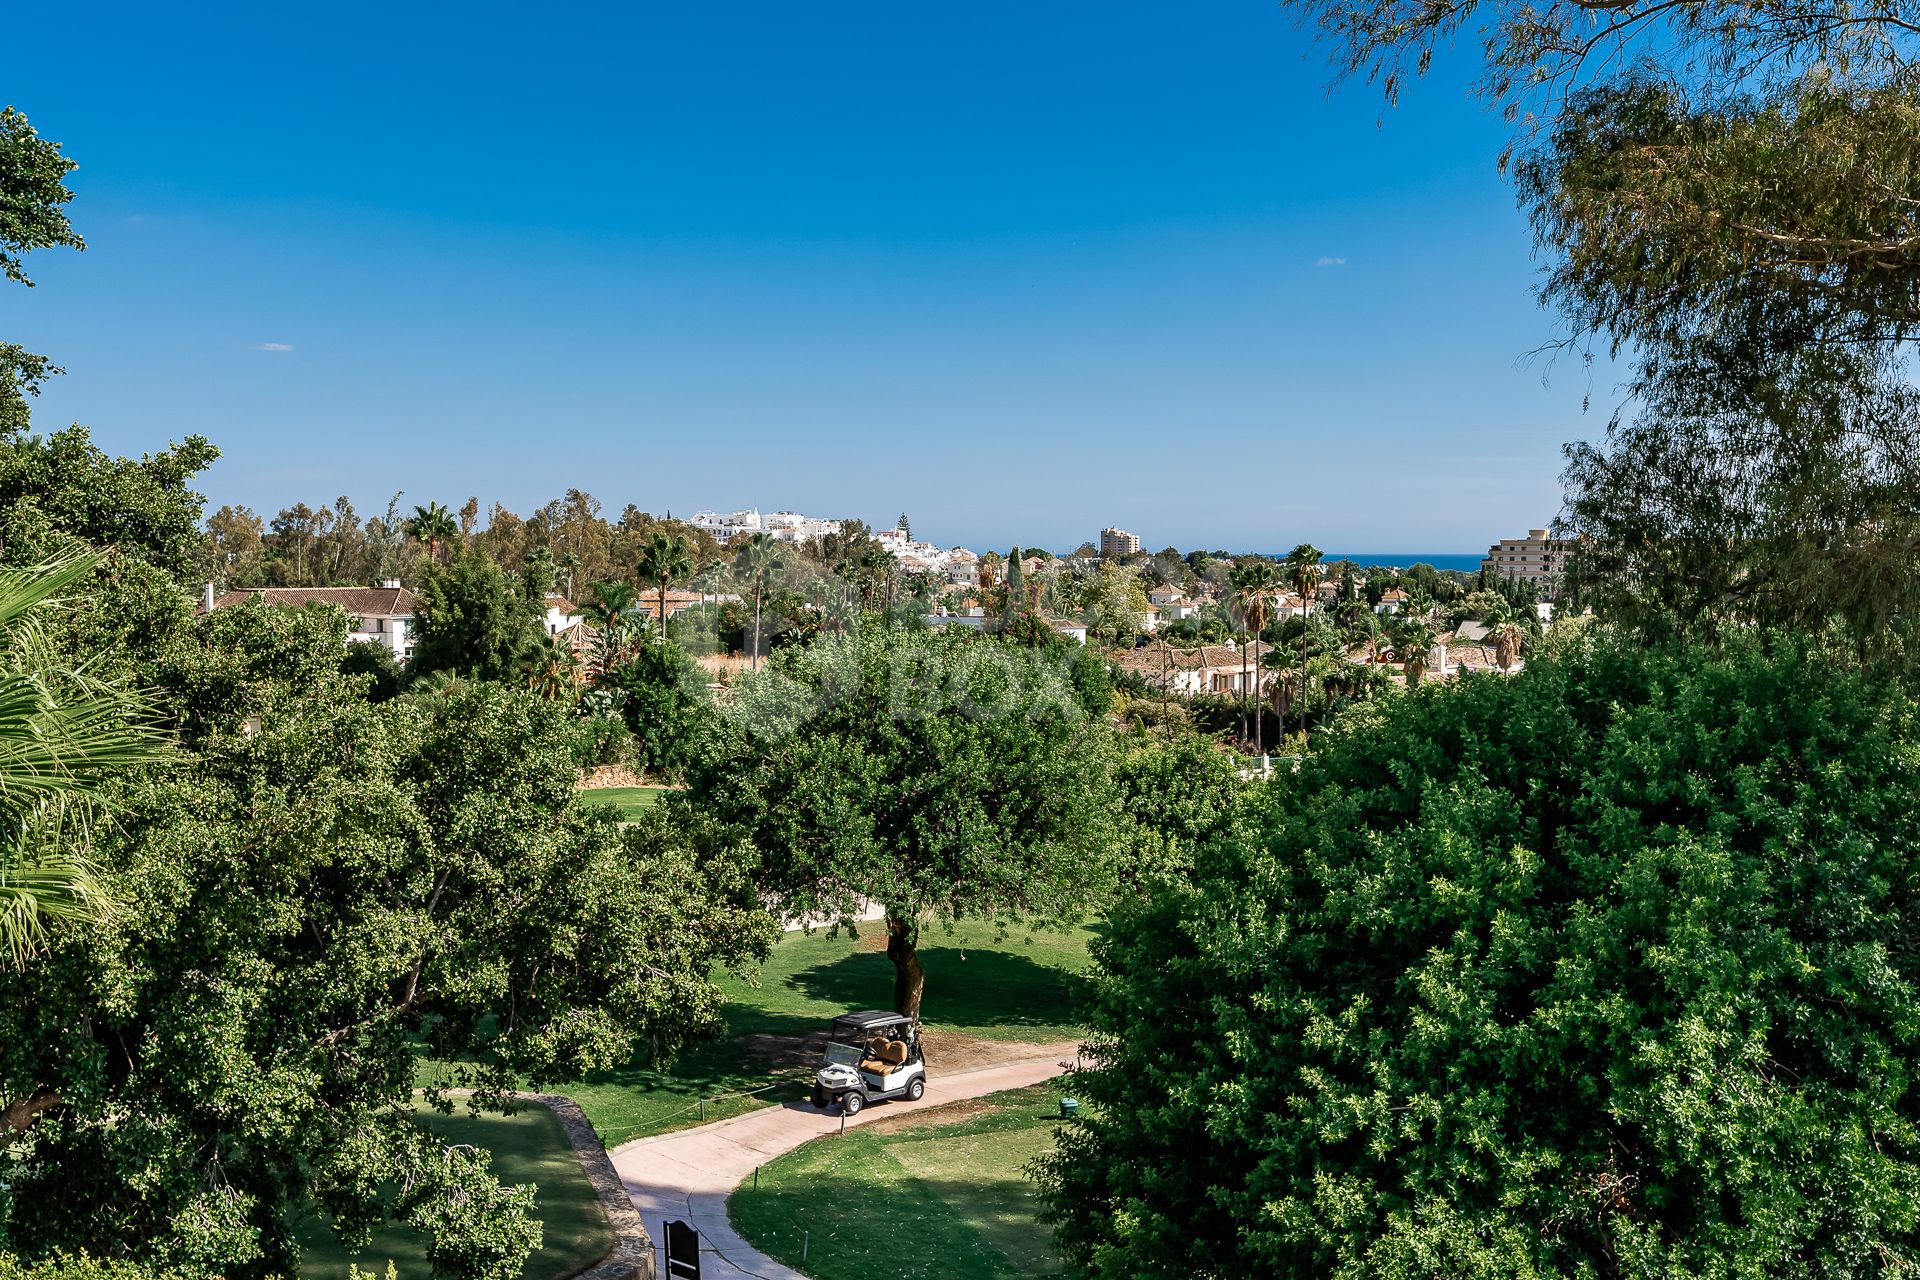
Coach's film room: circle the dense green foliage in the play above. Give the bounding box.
[600,641,717,775]
[0,592,774,1279]
[1042,639,1920,1277]
[692,627,1120,1015]
[0,105,85,435]
[408,553,546,681]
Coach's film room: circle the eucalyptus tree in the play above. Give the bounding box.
[1288,0,1920,650]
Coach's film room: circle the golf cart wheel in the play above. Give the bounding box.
[811,1086,827,1109]
[906,1077,926,1101]
[841,1092,865,1117]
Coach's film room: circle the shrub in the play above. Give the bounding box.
[1040,637,1920,1278]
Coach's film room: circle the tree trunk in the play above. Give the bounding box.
[885,913,925,1019]
[752,590,763,671]
[1299,616,1311,750]
[659,583,669,642]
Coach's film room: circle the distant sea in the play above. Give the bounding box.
[1317,553,1485,574]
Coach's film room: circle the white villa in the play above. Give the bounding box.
[203,581,419,662]
[1115,641,1275,697]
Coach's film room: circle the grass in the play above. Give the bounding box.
[563,921,1095,1147]
[298,1103,613,1280]
[729,1083,1065,1280]
[575,785,666,821]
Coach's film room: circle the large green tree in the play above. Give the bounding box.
[407,553,545,682]
[1042,636,1920,1277]
[0,604,773,1279]
[0,106,85,436]
[693,627,1120,1017]
[1291,0,1920,647]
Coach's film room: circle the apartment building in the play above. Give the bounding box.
[1100,527,1141,556]
[1481,528,1572,592]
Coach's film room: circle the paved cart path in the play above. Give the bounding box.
[609,1043,1080,1280]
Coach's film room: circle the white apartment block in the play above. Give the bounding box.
[1100,527,1141,556]
[1482,528,1572,593]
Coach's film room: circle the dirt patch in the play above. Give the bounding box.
[921,1030,1080,1073]
[860,1093,1007,1134]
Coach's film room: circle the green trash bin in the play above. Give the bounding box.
[1059,1097,1080,1118]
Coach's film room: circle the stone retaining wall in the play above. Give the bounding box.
[525,1093,656,1280]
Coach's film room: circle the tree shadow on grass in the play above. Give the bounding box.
[784,946,1083,1031]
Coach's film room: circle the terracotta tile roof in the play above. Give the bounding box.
[545,594,578,614]
[1113,640,1272,673]
[634,590,706,619]
[207,586,417,616]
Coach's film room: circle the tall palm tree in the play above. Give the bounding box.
[580,579,637,681]
[636,531,694,643]
[405,501,458,564]
[733,533,787,671]
[0,554,165,967]
[1284,544,1325,749]
[1228,560,1281,754]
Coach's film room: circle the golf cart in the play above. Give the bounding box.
[810,1010,926,1115]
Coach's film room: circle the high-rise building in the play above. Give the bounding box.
[1100,527,1141,556]
[1481,528,1572,592]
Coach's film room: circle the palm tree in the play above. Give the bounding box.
[733,533,787,671]
[558,550,581,600]
[636,532,694,643]
[580,579,637,680]
[0,554,165,967]
[521,633,580,700]
[1393,616,1439,688]
[1489,618,1529,674]
[1283,544,1325,749]
[405,501,458,564]
[1228,560,1281,754]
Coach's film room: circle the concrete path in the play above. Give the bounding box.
[610,1044,1080,1280]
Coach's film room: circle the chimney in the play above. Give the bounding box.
[201,582,216,614]
[380,578,401,590]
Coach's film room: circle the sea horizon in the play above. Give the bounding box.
[1309,553,1486,574]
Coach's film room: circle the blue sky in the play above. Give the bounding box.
[6,2,1617,553]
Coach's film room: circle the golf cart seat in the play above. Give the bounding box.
[859,1039,910,1073]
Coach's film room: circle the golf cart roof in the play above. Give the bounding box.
[832,1010,914,1031]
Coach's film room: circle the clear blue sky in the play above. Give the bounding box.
[7,1,1616,554]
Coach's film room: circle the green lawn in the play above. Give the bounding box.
[730,1083,1065,1280]
[575,785,666,820]
[298,1103,613,1280]
[563,921,1095,1147]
